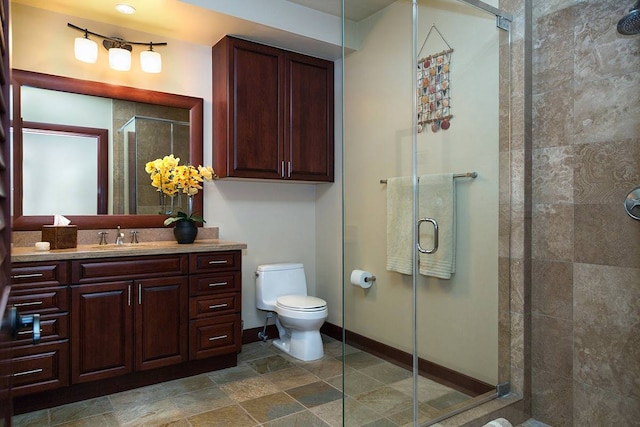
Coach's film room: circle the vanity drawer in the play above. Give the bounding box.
[10,340,70,397]
[189,272,241,296]
[189,293,239,319]
[11,261,69,288]
[189,251,240,274]
[189,314,241,360]
[72,255,188,283]
[9,287,69,315]
[12,313,69,345]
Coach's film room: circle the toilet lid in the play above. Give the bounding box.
[276,295,327,312]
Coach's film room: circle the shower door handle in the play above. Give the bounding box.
[417,217,438,254]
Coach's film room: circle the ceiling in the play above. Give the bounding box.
[286,0,395,21]
[11,0,395,48]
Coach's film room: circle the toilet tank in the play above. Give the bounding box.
[256,263,307,311]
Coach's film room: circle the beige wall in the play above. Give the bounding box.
[530,1,640,425]
[343,0,501,384]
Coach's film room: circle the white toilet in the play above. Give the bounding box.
[256,263,328,361]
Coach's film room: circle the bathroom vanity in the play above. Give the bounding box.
[8,239,246,411]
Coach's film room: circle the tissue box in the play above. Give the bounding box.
[41,225,78,249]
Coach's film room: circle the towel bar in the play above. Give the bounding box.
[380,171,477,184]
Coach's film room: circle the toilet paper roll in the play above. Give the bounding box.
[350,269,373,289]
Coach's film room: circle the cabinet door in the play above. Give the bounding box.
[71,281,133,383]
[228,38,284,179]
[135,276,188,371]
[285,52,334,182]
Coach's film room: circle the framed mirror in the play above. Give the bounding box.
[11,69,204,231]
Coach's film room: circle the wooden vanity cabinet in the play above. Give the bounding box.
[10,249,243,408]
[212,36,334,182]
[7,261,70,396]
[70,255,189,383]
[188,251,242,360]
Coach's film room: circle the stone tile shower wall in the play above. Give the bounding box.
[112,101,190,214]
[530,1,640,425]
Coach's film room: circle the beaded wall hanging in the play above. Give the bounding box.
[417,25,453,133]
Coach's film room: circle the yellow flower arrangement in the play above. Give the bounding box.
[145,155,217,225]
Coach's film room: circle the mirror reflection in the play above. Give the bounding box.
[118,115,190,215]
[17,86,190,215]
[11,69,204,230]
[20,121,107,215]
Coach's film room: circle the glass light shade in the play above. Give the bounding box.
[74,37,98,63]
[115,3,136,14]
[140,50,162,73]
[109,47,131,71]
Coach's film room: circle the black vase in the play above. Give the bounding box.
[173,221,198,244]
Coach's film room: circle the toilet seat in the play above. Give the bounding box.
[276,295,327,312]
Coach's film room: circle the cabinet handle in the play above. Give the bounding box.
[138,283,142,305]
[209,335,228,341]
[208,303,228,310]
[12,368,43,377]
[13,301,43,308]
[128,284,132,306]
[208,260,227,265]
[11,273,44,280]
[281,161,285,178]
[17,327,42,336]
[288,161,292,178]
[208,282,228,287]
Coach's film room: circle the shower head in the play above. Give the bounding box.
[617,0,640,35]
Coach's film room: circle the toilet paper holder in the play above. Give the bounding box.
[350,270,376,289]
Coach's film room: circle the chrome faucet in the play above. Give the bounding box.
[98,231,108,245]
[115,226,124,245]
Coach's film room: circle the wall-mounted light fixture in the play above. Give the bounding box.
[67,23,167,73]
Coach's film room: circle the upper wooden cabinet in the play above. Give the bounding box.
[212,36,335,182]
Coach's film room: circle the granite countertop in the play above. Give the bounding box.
[12,239,247,263]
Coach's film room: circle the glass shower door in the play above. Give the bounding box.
[342,0,510,425]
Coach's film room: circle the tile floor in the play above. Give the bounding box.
[12,336,477,427]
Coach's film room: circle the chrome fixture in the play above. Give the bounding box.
[618,1,640,35]
[98,231,108,245]
[115,226,124,245]
[624,186,640,220]
[130,230,140,244]
[67,23,166,73]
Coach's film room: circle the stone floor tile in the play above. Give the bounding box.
[263,409,330,427]
[245,354,294,374]
[240,391,305,423]
[49,397,113,425]
[171,386,234,417]
[219,376,280,402]
[187,405,258,427]
[113,398,183,427]
[286,381,343,408]
[262,366,320,390]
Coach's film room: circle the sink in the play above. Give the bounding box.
[85,243,160,250]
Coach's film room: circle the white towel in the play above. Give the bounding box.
[386,176,413,275]
[418,173,456,279]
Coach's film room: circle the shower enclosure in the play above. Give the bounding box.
[342,0,512,425]
[115,115,190,215]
